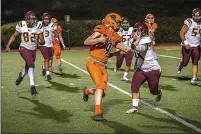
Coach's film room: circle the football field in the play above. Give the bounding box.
[1,46,201,134]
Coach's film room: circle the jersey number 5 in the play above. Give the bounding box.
[192,28,201,36]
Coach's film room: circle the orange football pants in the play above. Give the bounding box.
[86,58,108,92]
[53,43,61,59]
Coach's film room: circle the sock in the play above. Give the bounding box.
[28,67,34,86]
[46,71,50,75]
[132,99,139,107]
[84,88,91,95]
[21,70,27,78]
[95,105,101,115]
[42,65,45,69]
[124,72,128,77]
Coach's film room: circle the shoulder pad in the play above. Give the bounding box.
[186,18,192,24]
[37,21,43,29]
[93,25,106,33]
[17,21,23,27]
[50,22,57,28]
[139,36,152,45]
[184,18,193,27]
[128,27,134,32]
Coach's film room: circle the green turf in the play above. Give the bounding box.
[1,47,201,133]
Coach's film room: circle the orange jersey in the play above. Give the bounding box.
[89,24,122,63]
[145,22,158,30]
[52,25,62,44]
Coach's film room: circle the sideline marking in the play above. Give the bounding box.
[61,58,201,133]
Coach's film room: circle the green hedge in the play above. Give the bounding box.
[1,18,184,49]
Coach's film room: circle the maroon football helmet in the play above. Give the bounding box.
[134,22,148,36]
[24,11,37,28]
[192,8,201,23]
[42,13,51,26]
[121,17,130,31]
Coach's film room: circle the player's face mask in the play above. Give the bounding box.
[147,17,155,24]
[121,22,130,31]
[193,16,201,23]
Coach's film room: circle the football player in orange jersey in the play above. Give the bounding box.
[144,14,158,45]
[83,13,141,121]
[49,18,66,73]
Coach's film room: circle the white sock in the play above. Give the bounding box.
[132,99,139,107]
[42,65,45,69]
[28,67,34,86]
[124,72,128,77]
[46,71,50,75]
[21,70,27,78]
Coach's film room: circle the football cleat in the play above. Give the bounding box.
[122,76,129,81]
[126,107,138,114]
[114,66,117,72]
[30,85,38,96]
[177,62,183,74]
[58,65,63,73]
[191,78,198,85]
[42,66,46,76]
[92,113,107,121]
[83,87,89,102]
[155,89,162,102]
[46,75,52,81]
[16,72,24,86]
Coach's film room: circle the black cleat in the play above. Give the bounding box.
[30,86,38,96]
[177,62,183,74]
[155,89,162,102]
[83,87,89,102]
[46,75,52,81]
[92,113,107,121]
[42,66,46,76]
[58,65,63,73]
[16,72,24,86]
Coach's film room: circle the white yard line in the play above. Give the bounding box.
[158,54,201,63]
[61,58,201,133]
[158,55,181,60]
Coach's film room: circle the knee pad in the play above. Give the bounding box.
[150,89,159,95]
[56,55,60,59]
[116,63,122,69]
[131,85,139,93]
[126,63,131,67]
[28,64,35,68]
[192,61,198,65]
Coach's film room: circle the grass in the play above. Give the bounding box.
[1,46,201,133]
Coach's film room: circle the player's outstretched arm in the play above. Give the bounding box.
[180,25,189,42]
[59,32,66,49]
[84,32,107,46]
[116,42,131,53]
[180,25,190,49]
[5,31,20,52]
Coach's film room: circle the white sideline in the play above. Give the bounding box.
[61,58,201,133]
